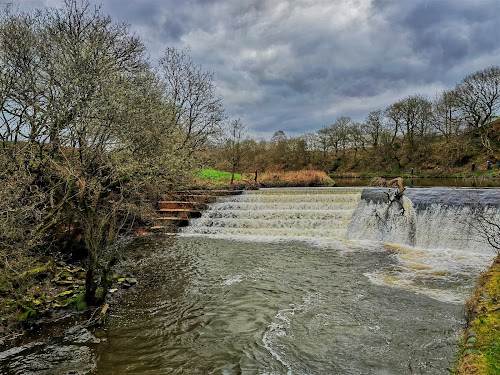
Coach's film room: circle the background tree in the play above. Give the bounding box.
[363,109,384,148]
[453,66,500,130]
[159,46,225,154]
[223,118,248,184]
[431,90,463,142]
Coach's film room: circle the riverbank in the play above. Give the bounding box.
[455,254,500,374]
[0,252,138,351]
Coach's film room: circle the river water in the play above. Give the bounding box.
[1,188,499,374]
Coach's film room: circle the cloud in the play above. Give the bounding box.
[16,0,500,138]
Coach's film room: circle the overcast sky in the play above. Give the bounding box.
[18,0,500,138]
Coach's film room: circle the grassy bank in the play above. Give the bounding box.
[455,255,500,374]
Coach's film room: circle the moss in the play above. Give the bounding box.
[18,306,36,322]
[455,256,500,374]
[67,292,87,311]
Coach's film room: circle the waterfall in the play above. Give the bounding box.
[181,188,362,242]
[347,187,500,254]
[182,187,499,254]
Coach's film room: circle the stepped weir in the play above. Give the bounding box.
[182,188,362,241]
[182,187,499,303]
[183,187,499,253]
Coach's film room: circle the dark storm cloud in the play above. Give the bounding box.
[19,0,500,138]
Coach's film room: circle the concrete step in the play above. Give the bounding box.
[154,189,244,230]
[162,194,217,203]
[184,190,244,196]
[165,190,243,198]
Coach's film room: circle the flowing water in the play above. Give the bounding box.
[1,187,499,374]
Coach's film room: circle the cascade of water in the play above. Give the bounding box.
[347,187,500,254]
[344,187,500,303]
[181,188,362,242]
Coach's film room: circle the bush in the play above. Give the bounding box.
[258,170,335,187]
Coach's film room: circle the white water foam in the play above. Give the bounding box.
[181,188,362,247]
[262,292,322,375]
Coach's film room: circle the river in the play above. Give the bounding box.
[1,188,498,374]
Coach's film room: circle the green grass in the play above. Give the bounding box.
[455,256,500,374]
[196,169,241,181]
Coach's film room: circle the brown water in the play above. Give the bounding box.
[93,236,467,374]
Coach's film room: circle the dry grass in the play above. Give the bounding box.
[258,170,335,187]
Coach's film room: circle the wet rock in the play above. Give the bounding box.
[7,344,96,375]
[0,341,45,361]
[63,326,101,344]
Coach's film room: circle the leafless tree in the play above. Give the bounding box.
[0,0,192,305]
[159,46,225,154]
[363,109,384,148]
[431,90,463,141]
[385,95,432,160]
[453,66,500,130]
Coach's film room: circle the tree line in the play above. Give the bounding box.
[214,66,500,176]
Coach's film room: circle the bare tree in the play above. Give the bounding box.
[363,109,384,148]
[431,90,463,142]
[348,122,366,161]
[453,66,500,130]
[320,117,351,156]
[223,118,248,184]
[467,198,500,252]
[159,46,225,154]
[0,0,191,305]
[386,95,432,161]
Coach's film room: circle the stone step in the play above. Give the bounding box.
[161,194,217,203]
[157,209,202,219]
[153,217,190,227]
[166,190,243,198]
[154,189,245,231]
[158,201,208,210]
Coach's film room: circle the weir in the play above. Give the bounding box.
[348,187,500,253]
[182,188,363,241]
[183,187,499,254]
[182,187,500,303]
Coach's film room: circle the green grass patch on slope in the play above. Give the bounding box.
[196,169,241,182]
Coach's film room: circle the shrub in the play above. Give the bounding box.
[259,170,335,187]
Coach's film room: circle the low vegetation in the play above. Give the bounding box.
[455,256,500,375]
[258,170,334,187]
[196,169,241,183]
